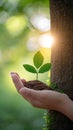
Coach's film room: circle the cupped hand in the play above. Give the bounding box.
[10,72,73,121]
[10,72,64,110]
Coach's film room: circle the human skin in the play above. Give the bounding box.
[10,72,73,121]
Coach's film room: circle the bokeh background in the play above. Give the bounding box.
[0,0,52,130]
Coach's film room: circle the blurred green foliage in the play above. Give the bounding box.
[0,0,51,130]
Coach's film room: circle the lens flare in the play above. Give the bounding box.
[38,34,54,48]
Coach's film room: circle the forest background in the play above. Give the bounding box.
[0,0,51,130]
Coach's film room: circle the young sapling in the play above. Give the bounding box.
[23,51,51,80]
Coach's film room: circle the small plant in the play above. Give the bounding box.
[23,51,51,80]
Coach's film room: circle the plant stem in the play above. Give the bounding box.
[36,71,38,80]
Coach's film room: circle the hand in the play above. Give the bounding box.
[10,72,64,110]
[10,72,73,121]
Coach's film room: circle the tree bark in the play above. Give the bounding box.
[48,0,73,130]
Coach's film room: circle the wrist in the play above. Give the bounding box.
[59,93,73,120]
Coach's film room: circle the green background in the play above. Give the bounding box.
[0,0,51,130]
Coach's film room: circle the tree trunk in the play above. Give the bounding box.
[48,0,73,130]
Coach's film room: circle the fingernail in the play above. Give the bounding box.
[10,72,16,77]
[10,72,15,75]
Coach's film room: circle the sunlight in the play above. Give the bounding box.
[6,15,27,36]
[31,14,50,32]
[30,14,55,48]
[38,34,54,48]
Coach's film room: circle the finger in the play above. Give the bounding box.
[21,79,26,83]
[10,73,24,92]
[10,72,20,77]
[10,72,26,83]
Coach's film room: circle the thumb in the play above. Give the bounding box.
[19,87,37,101]
[19,87,41,107]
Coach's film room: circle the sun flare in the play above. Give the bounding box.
[38,34,54,48]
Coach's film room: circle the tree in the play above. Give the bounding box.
[48,0,73,130]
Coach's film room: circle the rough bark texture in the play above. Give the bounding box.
[48,0,73,130]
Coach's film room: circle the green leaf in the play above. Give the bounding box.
[39,63,51,73]
[33,51,44,68]
[23,64,37,73]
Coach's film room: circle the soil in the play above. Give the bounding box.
[22,80,52,90]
